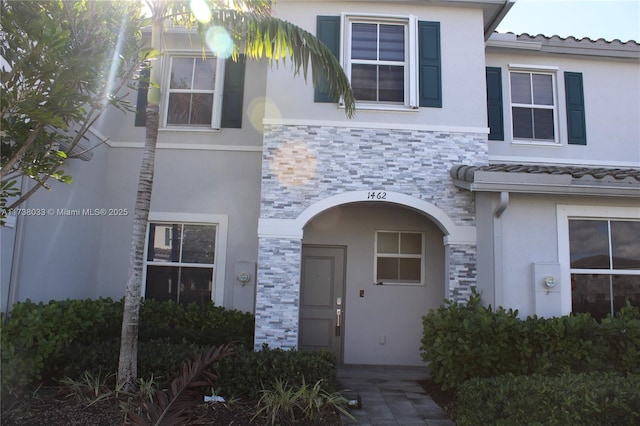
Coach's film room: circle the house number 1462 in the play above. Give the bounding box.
[367,191,387,200]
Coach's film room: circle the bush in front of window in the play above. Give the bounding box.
[1,298,123,392]
[1,298,255,393]
[420,290,640,390]
[138,299,255,349]
[456,372,640,425]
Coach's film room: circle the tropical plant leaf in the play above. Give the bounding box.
[126,343,236,426]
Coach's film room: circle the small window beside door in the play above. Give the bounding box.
[375,231,424,285]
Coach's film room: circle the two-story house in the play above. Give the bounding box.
[2,0,639,367]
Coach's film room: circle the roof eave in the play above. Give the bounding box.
[453,171,640,198]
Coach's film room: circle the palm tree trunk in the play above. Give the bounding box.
[117,5,164,390]
[117,103,159,390]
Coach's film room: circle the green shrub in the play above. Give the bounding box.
[1,297,254,391]
[58,338,209,385]
[591,304,640,374]
[420,291,531,389]
[421,290,640,390]
[0,298,122,391]
[215,346,337,400]
[139,299,254,348]
[456,372,640,425]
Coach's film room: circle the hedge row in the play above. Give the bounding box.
[215,345,337,399]
[456,372,640,425]
[54,339,337,399]
[421,290,640,390]
[1,298,254,390]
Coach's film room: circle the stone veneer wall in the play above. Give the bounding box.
[254,124,488,350]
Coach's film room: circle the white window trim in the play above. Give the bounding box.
[341,13,419,111]
[557,205,640,314]
[161,50,226,131]
[373,230,425,286]
[508,65,560,145]
[142,212,228,305]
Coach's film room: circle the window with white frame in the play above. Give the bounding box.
[345,15,416,107]
[164,56,224,128]
[569,219,640,319]
[145,222,217,304]
[375,231,424,285]
[510,70,557,142]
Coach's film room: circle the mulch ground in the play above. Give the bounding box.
[1,386,341,426]
[2,379,451,425]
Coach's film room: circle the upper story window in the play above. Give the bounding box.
[348,21,408,104]
[164,56,225,128]
[135,54,246,130]
[315,15,441,110]
[375,231,424,285]
[510,70,557,143]
[486,68,586,145]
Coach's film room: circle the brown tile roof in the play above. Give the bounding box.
[450,164,640,182]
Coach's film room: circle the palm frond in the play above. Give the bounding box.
[200,8,355,117]
[126,344,237,426]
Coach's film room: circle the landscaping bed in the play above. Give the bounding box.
[1,390,341,425]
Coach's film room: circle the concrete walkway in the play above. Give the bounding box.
[337,365,454,426]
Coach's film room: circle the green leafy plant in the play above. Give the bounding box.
[253,378,298,424]
[1,298,122,392]
[421,290,640,390]
[295,378,353,421]
[215,346,337,399]
[456,372,640,425]
[60,371,121,406]
[1,298,254,392]
[252,377,354,425]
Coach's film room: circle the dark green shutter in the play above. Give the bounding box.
[134,67,150,127]
[221,55,246,129]
[418,21,441,108]
[314,16,340,103]
[564,72,586,145]
[486,67,504,141]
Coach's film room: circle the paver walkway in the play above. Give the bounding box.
[337,364,454,426]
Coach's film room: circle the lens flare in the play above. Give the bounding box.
[271,142,317,187]
[205,26,234,59]
[190,0,212,23]
[248,97,281,133]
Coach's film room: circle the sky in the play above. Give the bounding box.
[496,0,640,43]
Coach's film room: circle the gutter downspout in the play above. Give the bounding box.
[492,191,509,307]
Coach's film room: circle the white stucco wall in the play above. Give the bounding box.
[267,0,489,131]
[2,146,110,305]
[303,203,445,365]
[4,42,268,312]
[476,193,640,318]
[485,51,640,168]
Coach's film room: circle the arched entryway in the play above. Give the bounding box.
[254,191,476,362]
[301,202,445,365]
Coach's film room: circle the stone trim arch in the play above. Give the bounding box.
[258,191,476,245]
